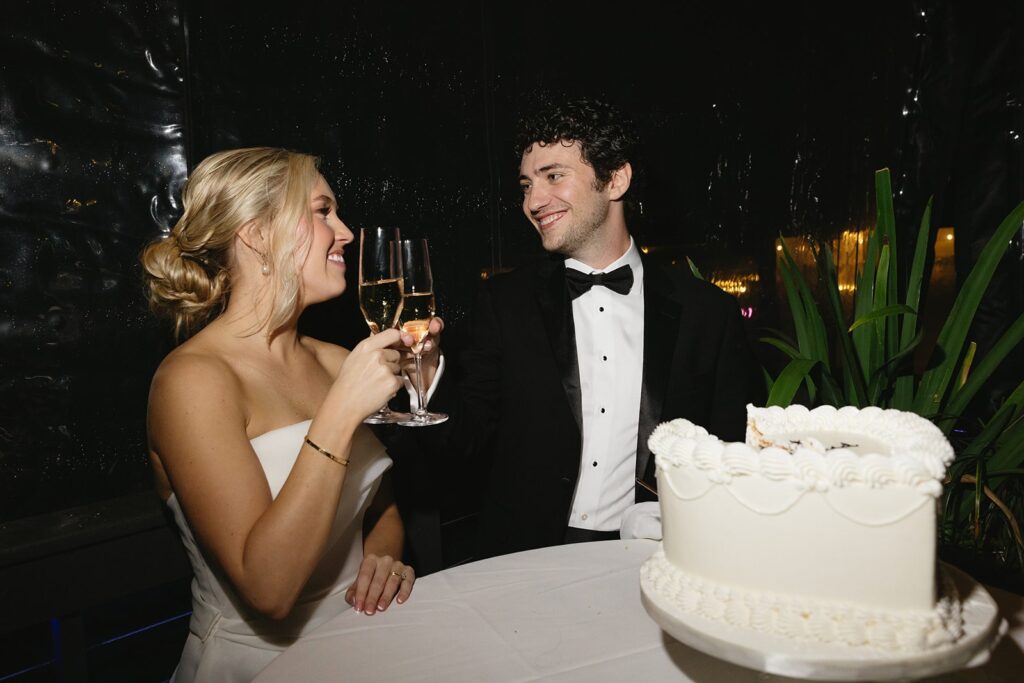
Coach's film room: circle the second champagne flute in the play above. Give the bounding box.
[358,226,409,424]
[397,238,448,427]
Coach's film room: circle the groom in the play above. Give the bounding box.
[429,97,762,559]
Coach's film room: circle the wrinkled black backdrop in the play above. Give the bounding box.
[1,0,1021,523]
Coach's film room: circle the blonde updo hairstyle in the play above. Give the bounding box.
[142,147,321,341]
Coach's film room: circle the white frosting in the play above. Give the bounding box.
[646,404,963,652]
[641,548,962,653]
[649,404,954,498]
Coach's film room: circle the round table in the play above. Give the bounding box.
[254,540,1024,682]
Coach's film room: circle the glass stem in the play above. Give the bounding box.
[373,329,390,417]
[413,352,427,419]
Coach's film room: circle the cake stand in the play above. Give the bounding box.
[640,562,1006,681]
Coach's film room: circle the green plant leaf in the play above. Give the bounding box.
[853,219,881,376]
[777,248,812,355]
[780,237,830,366]
[958,343,978,389]
[875,168,898,264]
[776,243,823,406]
[762,327,799,348]
[959,411,1015,460]
[873,244,891,354]
[815,364,845,407]
[914,198,1024,416]
[990,420,1024,472]
[686,256,704,280]
[766,358,818,407]
[982,380,1024,475]
[875,170,901,364]
[974,460,983,542]
[760,336,803,360]
[894,198,933,408]
[817,242,867,405]
[986,468,1024,477]
[778,264,819,405]
[940,313,1024,433]
[957,381,1024,478]
[940,379,1023,551]
[848,304,917,333]
[867,330,924,405]
[759,339,821,399]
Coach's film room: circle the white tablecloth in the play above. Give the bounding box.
[254,540,1024,682]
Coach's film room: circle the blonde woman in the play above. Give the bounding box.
[142,147,415,682]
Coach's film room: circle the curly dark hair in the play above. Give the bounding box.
[515,97,640,190]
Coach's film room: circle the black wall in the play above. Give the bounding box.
[2,0,1022,526]
[1,1,186,522]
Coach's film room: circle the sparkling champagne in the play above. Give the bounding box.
[359,277,403,333]
[399,292,435,353]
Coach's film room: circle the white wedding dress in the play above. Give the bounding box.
[166,420,392,683]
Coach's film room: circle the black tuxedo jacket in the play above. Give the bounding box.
[432,253,763,559]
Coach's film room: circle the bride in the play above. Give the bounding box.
[141,147,416,682]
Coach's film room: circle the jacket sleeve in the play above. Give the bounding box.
[417,279,503,467]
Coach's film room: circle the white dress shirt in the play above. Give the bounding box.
[564,239,645,531]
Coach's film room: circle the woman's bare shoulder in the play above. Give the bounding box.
[147,334,255,489]
[148,335,249,438]
[152,338,242,395]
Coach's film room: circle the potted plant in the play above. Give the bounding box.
[760,169,1024,585]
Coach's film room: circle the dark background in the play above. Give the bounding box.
[1,1,1022,679]
[3,0,1021,525]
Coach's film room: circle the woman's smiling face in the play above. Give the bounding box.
[297,174,353,305]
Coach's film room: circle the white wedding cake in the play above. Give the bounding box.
[640,404,963,653]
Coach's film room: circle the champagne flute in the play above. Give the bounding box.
[358,227,409,424]
[397,238,448,427]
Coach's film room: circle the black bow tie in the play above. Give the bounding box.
[565,265,634,299]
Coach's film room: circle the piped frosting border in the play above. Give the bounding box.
[641,547,962,653]
[648,405,955,497]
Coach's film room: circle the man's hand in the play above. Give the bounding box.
[400,317,443,390]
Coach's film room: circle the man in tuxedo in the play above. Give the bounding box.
[430,97,762,559]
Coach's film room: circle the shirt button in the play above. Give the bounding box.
[599,307,605,312]
[600,408,606,414]
[602,355,607,361]
[592,461,598,467]
[581,513,588,521]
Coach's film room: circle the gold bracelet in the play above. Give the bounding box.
[303,435,349,467]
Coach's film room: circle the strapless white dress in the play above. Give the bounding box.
[167,420,392,683]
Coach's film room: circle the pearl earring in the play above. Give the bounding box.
[261,260,270,276]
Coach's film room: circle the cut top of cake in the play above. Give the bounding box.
[649,404,955,498]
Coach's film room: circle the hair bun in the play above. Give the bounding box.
[141,234,227,340]
[140,147,321,342]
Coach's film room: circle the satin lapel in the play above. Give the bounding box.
[536,260,583,435]
[635,262,682,499]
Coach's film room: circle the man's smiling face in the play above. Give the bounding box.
[519,140,612,259]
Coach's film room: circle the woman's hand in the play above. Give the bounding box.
[345,554,415,615]
[331,329,404,420]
